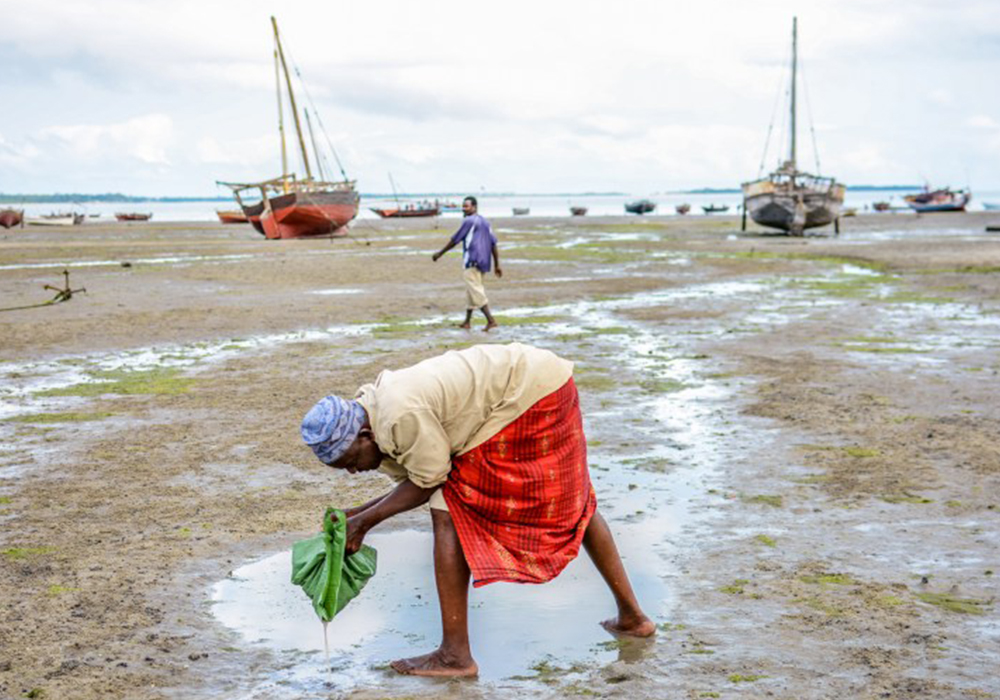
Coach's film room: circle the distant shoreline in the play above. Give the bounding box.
[0,185,929,204]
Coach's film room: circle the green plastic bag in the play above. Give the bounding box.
[291,507,378,621]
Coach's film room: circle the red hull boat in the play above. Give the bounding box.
[216,209,248,224]
[218,18,358,240]
[115,212,152,222]
[0,208,24,229]
[369,206,440,219]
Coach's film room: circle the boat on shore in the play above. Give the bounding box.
[0,208,24,229]
[512,207,530,216]
[570,206,588,216]
[219,17,359,239]
[702,204,730,214]
[216,209,248,224]
[369,205,440,218]
[873,201,891,212]
[115,212,152,222]
[741,18,845,235]
[675,203,691,215]
[28,215,77,227]
[904,187,971,213]
[624,199,656,215]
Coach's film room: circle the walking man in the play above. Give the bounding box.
[432,196,502,332]
[301,342,655,678]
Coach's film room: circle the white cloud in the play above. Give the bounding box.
[966,114,1000,129]
[39,114,174,165]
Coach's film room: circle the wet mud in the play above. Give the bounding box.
[1,212,999,699]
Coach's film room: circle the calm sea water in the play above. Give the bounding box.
[12,189,1000,222]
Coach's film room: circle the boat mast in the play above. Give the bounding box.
[789,16,798,171]
[274,46,289,193]
[388,173,402,209]
[271,16,312,181]
[304,109,326,181]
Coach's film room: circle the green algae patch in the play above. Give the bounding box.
[754,534,777,548]
[583,325,633,336]
[843,345,924,354]
[800,573,855,586]
[741,494,783,508]
[491,314,567,326]
[884,291,954,305]
[35,368,194,397]
[728,674,767,683]
[719,579,749,595]
[46,585,78,596]
[916,592,991,615]
[573,371,616,392]
[843,446,880,458]
[3,412,114,424]
[640,378,689,394]
[881,493,934,504]
[658,622,686,632]
[0,497,11,505]
[2,547,56,560]
[510,245,646,265]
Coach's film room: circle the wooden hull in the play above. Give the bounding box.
[675,204,691,215]
[216,209,248,224]
[742,178,845,234]
[28,216,76,227]
[702,205,729,214]
[243,190,358,239]
[570,207,588,216]
[512,207,530,216]
[0,209,24,229]
[115,213,153,221]
[369,207,439,218]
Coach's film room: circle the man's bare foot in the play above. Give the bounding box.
[390,649,478,677]
[456,322,471,330]
[601,614,657,638]
[483,321,498,332]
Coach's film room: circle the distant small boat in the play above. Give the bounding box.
[115,212,153,222]
[872,201,891,212]
[675,203,691,215]
[28,215,76,227]
[982,203,1000,211]
[438,200,461,212]
[624,199,656,215]
[702,204,730,214]
[570,206,588,216]
[512,207,530,216]
[216,209,248,224]
[370,206,440,218]
[842,207,858,217]
[904,187,970,213]
[0,208,24,229]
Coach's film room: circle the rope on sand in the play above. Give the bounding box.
[0,269,86,313]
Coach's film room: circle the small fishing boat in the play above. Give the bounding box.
[0,208,24,229]
[570,207,588,216]
[624,199,656,215]
[872,201,891,212]
[438,200,461,212]
[219,17,359,239]
[904,187,970,213]
[512,207,530,216]
[675,203,691,215]
[216,209,249,224]
[369,206,440,218]
[702,204,730,214]
[741,18,845,235]
[115,212,153,222]
[28,215,76,227]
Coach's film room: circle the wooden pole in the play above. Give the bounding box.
[271,16,312,180]
[274,47,289,193]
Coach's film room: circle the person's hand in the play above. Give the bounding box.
[344,514,368,556]
[494,267,503,278]
[432,252,441,262]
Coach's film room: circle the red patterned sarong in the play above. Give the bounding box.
[443,378,597,587]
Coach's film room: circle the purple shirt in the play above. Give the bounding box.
[449,214,497,272]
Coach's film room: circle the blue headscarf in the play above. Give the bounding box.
[301,395,366,465]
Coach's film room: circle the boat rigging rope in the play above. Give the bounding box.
[797,54,823,175]
[758,41,792,178]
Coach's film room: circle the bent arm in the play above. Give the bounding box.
[345,479,438,553]
[343,491,392,518]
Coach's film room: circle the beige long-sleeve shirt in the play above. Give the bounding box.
[355,343,573,507]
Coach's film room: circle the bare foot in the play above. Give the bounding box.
[390,649,478,677]
[456,322,471,330]
[483,321,498,332]
[601,615,657,638]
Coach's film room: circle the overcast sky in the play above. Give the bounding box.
[1,0,997,196]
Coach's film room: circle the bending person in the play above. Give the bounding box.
[301,342,654,678]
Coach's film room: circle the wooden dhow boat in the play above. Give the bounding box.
[219,17,358,239]
[0,208,24,229]
[369,205,440,218]
[702,204,730,214]
[512,207,530,216]
[742,18,845,236]
[115,212,152,222]
[570,206,588,216]
[675,203,691,215]
[904,187,970,213]
[624,199,656,214]
[216,209,249,224]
